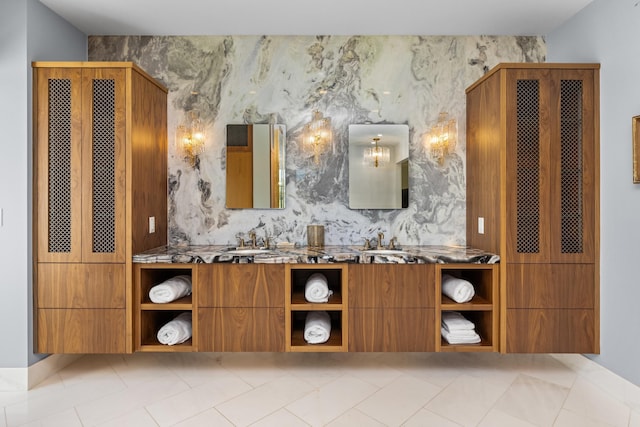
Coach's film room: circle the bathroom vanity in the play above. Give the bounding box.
[132,245,499,354]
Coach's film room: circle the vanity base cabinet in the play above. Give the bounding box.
[348,264,435,352]
[197,264,285,352]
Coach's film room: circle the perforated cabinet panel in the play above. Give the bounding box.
[90,79,117,254]
[47,79,73,254]
[515,79,541,254]
[560,80,584,254]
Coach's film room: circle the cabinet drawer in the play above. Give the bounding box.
[198,308,285,352]
[37,308,126,353]
[506,308,596,353]
[197,264,284,307]
[349,308,435,352]
[37,263,125,308]
[506,263,595,309]
[348,264,435,308]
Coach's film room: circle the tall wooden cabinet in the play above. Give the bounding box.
[466,63,599,353]
[33,62,168,353]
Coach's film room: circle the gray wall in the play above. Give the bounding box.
[548,0,640,385]
[0,0,85,368]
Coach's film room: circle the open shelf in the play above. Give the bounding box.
[134,264,196,352]
[286,264,348,352]
[436,264,499,352]
[289,310,345,352]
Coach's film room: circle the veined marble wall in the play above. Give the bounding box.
[88,36,545,246]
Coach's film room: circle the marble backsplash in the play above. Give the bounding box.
[88,35,545,247]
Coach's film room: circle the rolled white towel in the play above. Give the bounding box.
[149,275,192,303]
[157,312,192,345]
[441,274,475,303]
[303,311,331,344]
[304,273,333,303]
[441,311,476,331]
[441,327,481,344]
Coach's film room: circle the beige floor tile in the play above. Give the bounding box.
[19,408,83,427]
[215,375,314,426]
[286,375,378,426]
[145,374,252,426]
[425,374,510,426]
[95,408,160,427]
[402,408,463,426]
[251,409,310,426]
[325,408,386,427]
[172,407,234,427]
[218,353,288,388]
[4,377,125,426]
[493,374,569,426]
[563,377,631,427]
[630,410,640,427]
[74,374,191,426]
[553,408,615,427]
[356,375,441,426]
[477,409,538,427]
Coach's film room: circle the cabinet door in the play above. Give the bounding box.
[505,68,597,264]
[34,67,126,263]
[81,68,127,263]
[548,69,597,263]
[35,67,83,263]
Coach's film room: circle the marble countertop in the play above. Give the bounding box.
[133,245,500,265]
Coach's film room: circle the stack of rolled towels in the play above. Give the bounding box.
[441,274,475,303]
[304,311,332,344]
[441,311,481,344]
[304,273,333,303]
[157,312,192,345]
[149,275,192,303]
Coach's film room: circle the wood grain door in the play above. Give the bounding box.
[81,68,127,263]
[35,67,83,263]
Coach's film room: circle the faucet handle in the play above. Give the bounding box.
[363,238,372,250]
[237,237,245,248]
[388,237,398,250]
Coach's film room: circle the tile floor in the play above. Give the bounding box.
[1,352,640,426]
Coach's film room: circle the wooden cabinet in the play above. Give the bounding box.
[286,265,348,352]
[436,264,499,352]
[466,63,599,353]
[33,62,168,353]
[197,264,285,352]
[348,264,435,352]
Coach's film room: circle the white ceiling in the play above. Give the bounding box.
[39,0,594,36]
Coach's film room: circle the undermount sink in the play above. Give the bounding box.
[361,249,410,256]
[224,248,273,256]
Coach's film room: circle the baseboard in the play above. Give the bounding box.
[0,354,83,391]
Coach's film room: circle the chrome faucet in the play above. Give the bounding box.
[377,232,385,250]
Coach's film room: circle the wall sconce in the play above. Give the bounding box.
[364,137,390,167]
[175,92,206,166]
[303,110,332,164]
[426,112,457,165]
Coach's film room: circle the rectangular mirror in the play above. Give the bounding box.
[349,124,409,209]
[226,124,286,209]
